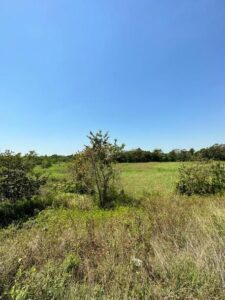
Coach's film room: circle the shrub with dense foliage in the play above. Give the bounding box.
[0,197,54,227]
[0,151,46,202]
[176,162,225,196]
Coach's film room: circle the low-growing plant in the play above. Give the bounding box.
[176,162,225,196]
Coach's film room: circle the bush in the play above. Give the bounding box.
[70,151,95,195]
[176,162,225,196]
[0,197,53,227]
[99,188,134,208]
[0,151,46,202]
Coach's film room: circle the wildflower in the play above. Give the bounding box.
[131,256,143,268]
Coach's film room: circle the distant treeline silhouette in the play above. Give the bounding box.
[116,144,225,162]
[2,144,224,168]
[33,144,225,166]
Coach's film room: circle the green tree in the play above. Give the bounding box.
[72,131,124,208]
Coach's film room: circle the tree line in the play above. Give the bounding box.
[1,144,224,170]
[116,144,225,162]
[38,144,223,164]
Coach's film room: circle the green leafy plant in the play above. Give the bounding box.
[71,131,124,208]
[0,151,46,202]
[176,162,225,196]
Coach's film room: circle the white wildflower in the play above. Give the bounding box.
[131,256,143,268]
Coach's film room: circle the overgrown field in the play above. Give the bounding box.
[1,162,225,299]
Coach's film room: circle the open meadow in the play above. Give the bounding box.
[1,0,225,298]
[120,162,180,196]
[34,161,180,196]
[1,162,225,299]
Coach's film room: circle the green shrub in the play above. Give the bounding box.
[176,162,225,196]
[99,188,134,208]
[48,180,80,194]
[63,254,80,273]
[0,151,46,202]
[0,197,53,227]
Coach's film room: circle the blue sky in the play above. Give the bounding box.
[0,0,225,154]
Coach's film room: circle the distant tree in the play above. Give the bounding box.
[196,144,225,161]
[0,151,45,202]
[189,148,195,156]
[152,149,163,162]
[168,149,179,162]
[41,156,52,168]
[23,150,39,169]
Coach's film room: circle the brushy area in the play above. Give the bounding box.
[1,162,225,299]
[0,197,53,227]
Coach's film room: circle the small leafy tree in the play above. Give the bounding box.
[0,151,45,202]
[176,162,225,196]
[71,131,124,208]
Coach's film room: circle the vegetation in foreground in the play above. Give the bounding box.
[1,195,225,299]
[0,132,225,299]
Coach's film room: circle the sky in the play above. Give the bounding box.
[0,0,225,155]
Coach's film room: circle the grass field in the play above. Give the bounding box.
[35,161,180,196]
[120,162,180,196]
[1,162,225,299]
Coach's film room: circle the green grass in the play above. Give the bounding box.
[34,162,71,181]
[35,161,181,196]
[1,162,225,299]
[120,162,180,196]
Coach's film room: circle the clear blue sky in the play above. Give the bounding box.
[0,0,225,154]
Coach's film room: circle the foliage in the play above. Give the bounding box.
[0,151,46,202]
[1,163,225,298]
[197,144,225,161]
[70,151,95,195]
[37,154,74,168]
[116,144,225,163]
[176,162,225,196]
[71,131,124,208]
[117,147,196,162]
[31,143,225,163]
[0,197,53,227]
[2,195,225,299]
